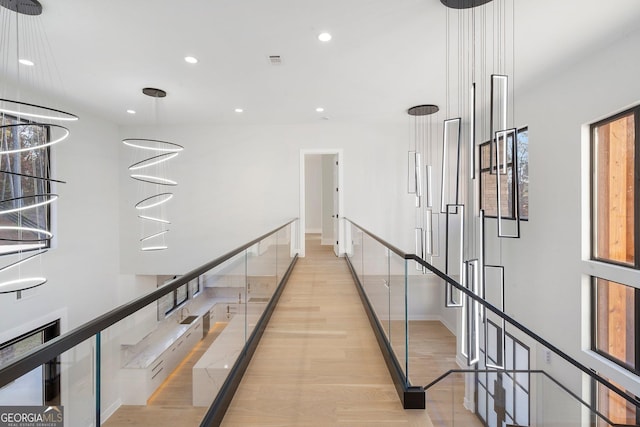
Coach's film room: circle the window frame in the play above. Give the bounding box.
[163,283,189,317]
[592,373,640,426]
[0,320,60,405]
[589,106,640,376]
[0,114,53,255]
[157,276,196,319]
[478,126,529,221]
[591,277,640,376]
[188,276,201,299]
[590,106,640,269]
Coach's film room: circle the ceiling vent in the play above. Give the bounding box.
[267,55,282,65]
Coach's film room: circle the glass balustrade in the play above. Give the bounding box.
[344,218,640,426]
[389,249,408,381]
[3,216,639,426]
[0,219,297,427]
[424,369,636,427]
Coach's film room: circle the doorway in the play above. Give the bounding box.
[299,149,343,257]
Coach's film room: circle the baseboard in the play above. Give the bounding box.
[101,398,121,423]
[305,228,321,234]
[438,315,456,335]
[464,396,475,412]
[405,314,456,336]
[456,354,467,368]
[410,314,441,321]
[320,238,334,246]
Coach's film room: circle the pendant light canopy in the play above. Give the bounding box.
[0,0,42,15]
[440,0,493,9]
[407,105,439,116]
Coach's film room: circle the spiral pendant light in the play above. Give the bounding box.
[0,0,77,295]
[122,88,183,251]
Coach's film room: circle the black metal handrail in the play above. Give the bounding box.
[344,217,640,410]
[424,369,623,426]
[0,218,297,388]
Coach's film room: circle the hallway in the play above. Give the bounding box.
[220,235,434,426]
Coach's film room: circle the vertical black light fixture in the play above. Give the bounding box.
[440,0,520,373]
[408,104,439,270]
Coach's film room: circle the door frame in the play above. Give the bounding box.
[299,149,344,257]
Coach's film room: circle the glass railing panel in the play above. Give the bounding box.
[101,298,207,426]
[534,371,603,426]
[197,251,248,407]
[427,371,533,427]
[0,336,96,427]
[247,233,277,301]
[0,221,297,427]
[246,236,277,337]
[473,370,531,427]
[361,231,391,340]
[275,223,293,284]
[99,252,249,425]
[425,374,461,427]
[347,223,364,280]
[343,218,640,422]
[425,369,640,427]
[389,251,407,382]
[61,337,97,427]
[407,271,458,388]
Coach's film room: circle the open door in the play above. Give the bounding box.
[333,154,339,256]
[300,149,343,257]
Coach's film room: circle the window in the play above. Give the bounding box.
[594,376,640,426]
[157,276,191,319]
[479,127,529,220]
[590,107,640,375]
[0,321,60,406]
[592,107,638,268]
[0,114,51,254]
[188,276,201,299]
[592,278,638,372]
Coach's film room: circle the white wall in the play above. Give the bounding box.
[118,122,418,276]
[304,155,322,233]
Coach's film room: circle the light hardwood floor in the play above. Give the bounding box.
[220,235,434,426]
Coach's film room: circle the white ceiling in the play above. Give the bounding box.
[4,0,640,126]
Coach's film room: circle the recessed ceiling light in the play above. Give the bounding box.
[235,108,244,113]
[184,56,198,64]
[19,58,34,66]
[126,109,136,114]
[318,33,332,42]
[316,107,325,113]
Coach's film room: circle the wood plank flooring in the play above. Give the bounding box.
[220,235,434,426]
